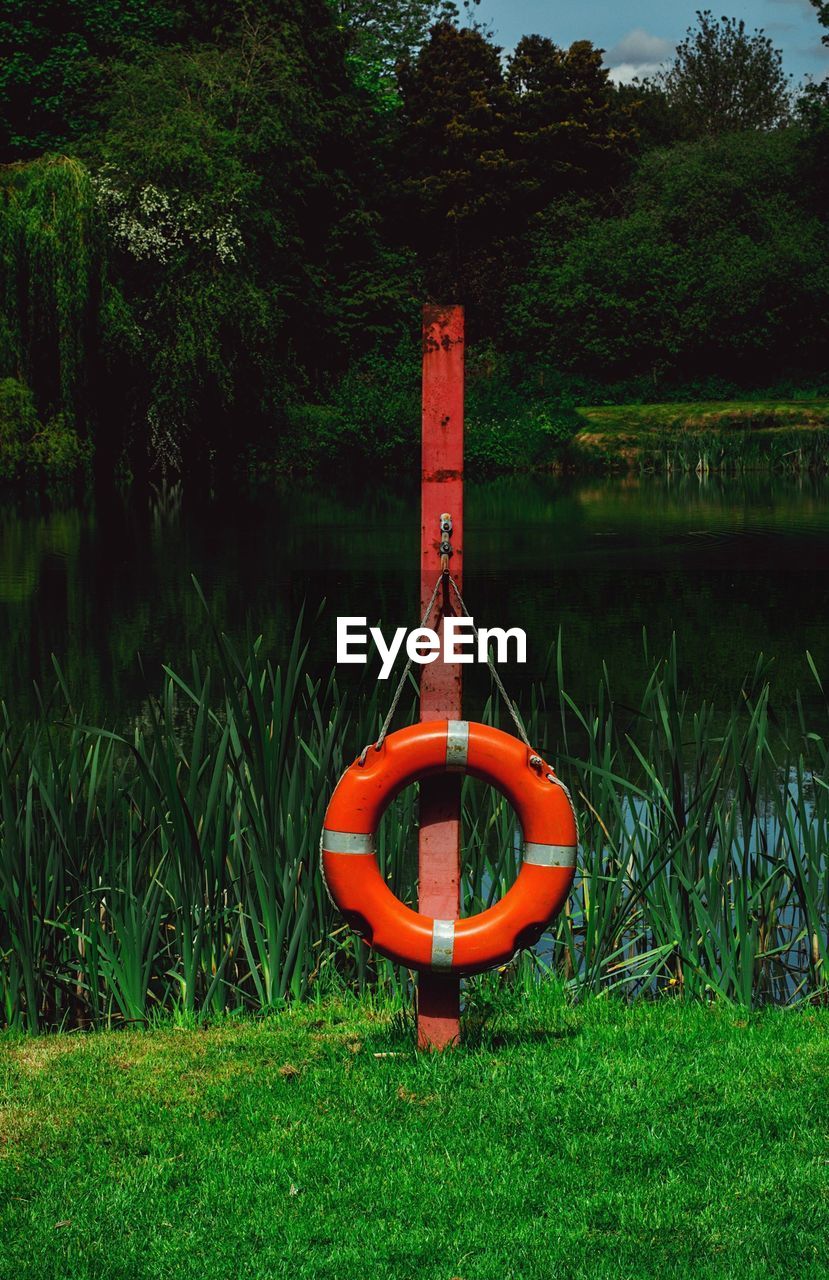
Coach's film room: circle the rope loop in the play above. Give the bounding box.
[445,574,532,750]
[357,570,445,763]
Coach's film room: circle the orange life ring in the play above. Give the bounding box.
[321,720,577,975]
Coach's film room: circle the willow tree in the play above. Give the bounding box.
[0,154,105,431]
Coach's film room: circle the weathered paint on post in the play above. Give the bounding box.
[418,303,464,1050]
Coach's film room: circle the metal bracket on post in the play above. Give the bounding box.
[439,513,453,572]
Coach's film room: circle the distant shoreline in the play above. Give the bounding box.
[544,399,829,474]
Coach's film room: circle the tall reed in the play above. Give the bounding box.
[0,619,826,1029]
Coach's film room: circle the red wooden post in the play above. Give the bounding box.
[418,303,464,1050]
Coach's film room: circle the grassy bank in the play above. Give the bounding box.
[1,994,827,1280]
[272,397,829,479]
[570,399,829,472]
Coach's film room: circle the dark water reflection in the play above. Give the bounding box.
[2,471,829,721]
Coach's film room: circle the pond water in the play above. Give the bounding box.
[2,471,829,722]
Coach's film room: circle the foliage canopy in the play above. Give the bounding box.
[0,4,827,477]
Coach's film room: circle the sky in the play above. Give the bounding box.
[472,0,829,85]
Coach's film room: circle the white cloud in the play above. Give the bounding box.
[606,61,661,85]
[604,28,674,85]
[605,28,675,67]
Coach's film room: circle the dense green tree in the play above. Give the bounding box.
[659,10,791,139]
[329,0,477,109]
[395,23,635,334]
[506,35,635,216]
[0,0,180,160]
[795,4,829,213]
[82,1,416,470]
[0,0,418,474]
[509,131,829,394]
[395,21,515,325]
[611,80,685,152]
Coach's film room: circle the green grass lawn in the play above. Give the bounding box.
[1,993,828,1280]
[576,399,829,436]
[571,400,829,466]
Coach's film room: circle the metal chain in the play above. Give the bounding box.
[444,573,533,750]
[358,570,445,765]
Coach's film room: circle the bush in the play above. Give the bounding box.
[331,342,420,462]
[0,377,36,478]
[509,131,829,394]
[28,413,92,476]
[465,398,580,473]
[0,376,91,481]
[278,342,582,475]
